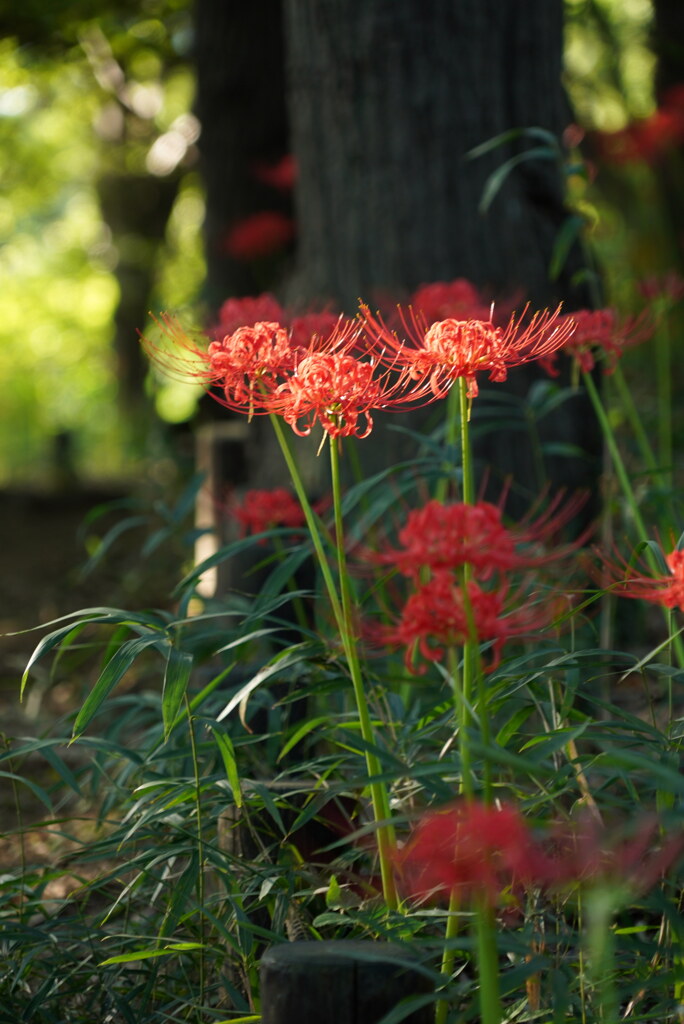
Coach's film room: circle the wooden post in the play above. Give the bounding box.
[260,940,434,1024]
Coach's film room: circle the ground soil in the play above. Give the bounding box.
[0,484,181,866]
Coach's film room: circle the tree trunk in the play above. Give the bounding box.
[281,0,596,503]
[193,0,293,309]
[284,0,587,311]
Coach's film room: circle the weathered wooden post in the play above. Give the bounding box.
[260,940,434,1024]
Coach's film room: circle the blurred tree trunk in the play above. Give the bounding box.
[284,0,586,311]
[279,0,595,502]
[193,0,292,310]
[651,0,684,270]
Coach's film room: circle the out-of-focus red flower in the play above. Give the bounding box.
[395,800,547,906]
[230,487,305,540]
[223,211,295,261]
[410,278,492,325]
[543,812,684,896]
[373,494,588,582]
[599,543,684,613]
[638,270,684,306]
[215,294,287,337]
[379,571,551,672]
[253,154,297,191]
[361,303,575,400]
[540,308,652,377]
[593,86,684,166]
[288,311,342,349]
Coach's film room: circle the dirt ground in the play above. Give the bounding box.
[0,483,181,735]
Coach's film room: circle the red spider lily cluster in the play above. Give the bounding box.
[395,800,683,909]
[362,302,574,400]
[373,494,582,672]
[539,308,652,377]
[600,543,684,613]
[147,285,577,441]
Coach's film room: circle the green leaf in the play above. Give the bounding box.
[215,644,311,723]
[479,147,557,213]
[72,634,162,739]
[325,874,342,908]
[0,771,52,811]
[549,214,585,281]
[162,644,193,739]
[79,515,148,578]
[210,727,242,808]
[466,125,560,160]
[100,941,206,966]
[278,715,330,762]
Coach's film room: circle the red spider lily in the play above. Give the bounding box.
[229,487,305,540]
[542,812,684,896]
[264,315,434,441]
[271,350,392,440]
[214,293,287,337]
[599,543,684,613]
[379,571,551,673]
[638,270,684,306]
[288,310,342,348]
[361,303,575,400]
[372,492,589,582]
[144,310,427,432]
[223,210,295,261]
[410,278,492,325]
[540,308,652,377]
[207,321,299,414]
[395,800,549,907]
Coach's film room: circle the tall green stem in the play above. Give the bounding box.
[475,900,503,1024]
[269,414,344,627]
[655,316,673,491]
[269,414,397,908]
[436,380,481,1024]
[435,383,461,503]
[185,695,205,1017]
[329,437,398,909]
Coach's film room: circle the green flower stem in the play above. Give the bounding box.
[329,436,398,910]
[582,370,649,542]
[655,316,673,489]
[185,694,205,1016]
[585,887,619,1024]
[436,380,484,1024]
[435,382,461,503]
[269,413,344,628]
[475,899,503,1024]
[269,415,397,908]
[458,378,475,506]
[611,365,661,486]
[582,371,684,670]
[435,894,460,1024]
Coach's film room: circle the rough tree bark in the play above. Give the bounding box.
[276,0,597,502]
[284,0,584,311]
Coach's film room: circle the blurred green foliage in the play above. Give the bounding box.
[0,1,203,485]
